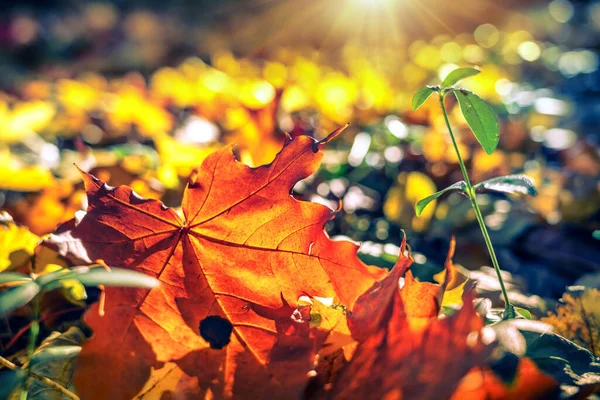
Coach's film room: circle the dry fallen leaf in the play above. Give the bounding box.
[331,240,491,400]
[543,289,600,357]
[48,129,382,399]
[450,357,559,400]
[434,237,469,310]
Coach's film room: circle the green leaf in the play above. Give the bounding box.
[475,174,537,196]
[454,89,500,155]
[441,67,480,88]
[522,326,600,390]
[493,320,600,394]
[33,265,87,303]
[35,268,75,288]
[28,327,86,400]
[415,181,467,217]
[514,306,532,320]
[0,369,26,399]
[0,281,40,317]
[30,346,81,366]
[412,86,435,110]
[593,230,600,240]
[73,267,160,289]
[0,272,32,285]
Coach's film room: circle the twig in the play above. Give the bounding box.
[0,355,80,400]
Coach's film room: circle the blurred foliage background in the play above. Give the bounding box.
[0,0,599,327]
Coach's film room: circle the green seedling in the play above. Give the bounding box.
[412,67,538,319]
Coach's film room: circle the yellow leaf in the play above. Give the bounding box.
[0,101,56,143]
[155,135,220,178]
[0,149,55,192]
[384,171,437,232]
[308,297,353,356]
[0,216,40,272]
[39,264,87,304]
[440,280,468,309]
[543,289,600,356]
[435,237,469,309]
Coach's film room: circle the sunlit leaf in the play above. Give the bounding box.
[0,217,40,272]
[48,132,380,399]
[454,89,499,155]
[475,174,537,196]
[441,67,480,88]
[0,101,56,144]
[415,181,466,217]
[386,172,439,232]
[0,150,55,192]
[514,306,533,320]
[434,238,469,311]
[440,281,468,310]
[334,251,491,400]
[412,86,435,110]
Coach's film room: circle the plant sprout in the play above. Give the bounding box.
[412,67,537,319]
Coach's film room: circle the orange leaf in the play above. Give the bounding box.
[332,249,491,400]
[435,237,469,309]
[450,357,559,400]
[53,131,380,399]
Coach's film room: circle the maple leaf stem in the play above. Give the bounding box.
[438,94,513,316]
[318,123,350,146]
[0,355,80,400]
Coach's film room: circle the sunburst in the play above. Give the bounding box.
[205,0,521,57]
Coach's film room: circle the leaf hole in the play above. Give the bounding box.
[199,315,233,350]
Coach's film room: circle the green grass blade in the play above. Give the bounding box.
[0,272,32,285]
[73,267,160,289]
[0,281,40,317]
